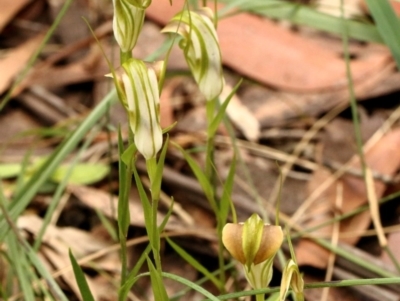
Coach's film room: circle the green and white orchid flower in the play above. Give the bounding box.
[162,8,224,100]
[113,58,163,159]
[112,0,151,53]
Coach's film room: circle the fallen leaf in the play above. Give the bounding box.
[0,33,44,94]
[296,128,400,268]
[68,185,178,228]
[18,215,120,300]
[220,83,260,141]
[0,0,32,32]
[146,0,391,92]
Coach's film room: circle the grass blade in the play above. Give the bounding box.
[166,237,223,290]
[69,250,95,301]
[0,89,117,240]
[221,0,383,43]
[364,0,400,69]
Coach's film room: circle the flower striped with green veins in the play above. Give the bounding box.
[222,214,283,289]
[112,59,164,160]
[161,7,225,100]
[112,0,151,53]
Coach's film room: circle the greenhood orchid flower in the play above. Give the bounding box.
[112,0,151,52]
[222,214,283,289]
[280,259,304,301]
[161,8,224,100]
[112,58,163,159]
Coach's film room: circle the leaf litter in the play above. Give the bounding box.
[0,0,400,300]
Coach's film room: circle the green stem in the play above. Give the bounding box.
[205,98,226,288]
[146,157,163,273]
[115,42,134,283]
[120,50,132,63]
[119,157,132,286]
[256,293,265,301]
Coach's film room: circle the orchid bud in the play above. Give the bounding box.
[113,58,163,159]
[222,214,283,289]
[280,259,304,301]
[112,0,151,52]
[161,8,224,100]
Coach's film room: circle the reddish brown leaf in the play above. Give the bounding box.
[296,128,400,268]
[0,33,44,95]
[146,0,391,92]
[0,0,32,32]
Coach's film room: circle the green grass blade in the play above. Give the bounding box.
[147,258,169,301]
[219,154,236,224]
[220,0,383,43]
[131,164,155,248]
[364,0,400,69]
[118,244,152,301]
[161,272,220,301]
[117,128,131,237]
[23,241,68,301]
[68,250,95,301]
[34,130,97,251]
[14,150,32,197]
[166,237,223,290]
[208,79,243,137]
[6,234,35,301]
[0,89,117,240]
[172,143,216,211]
[152,136,170,201]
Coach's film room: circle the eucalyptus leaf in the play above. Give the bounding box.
[0,164,22,179]
[51,163,110,185]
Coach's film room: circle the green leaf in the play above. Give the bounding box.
[118,129,131,238]
[208,79,243,137]
[121,143,137,166]
[161,272,220,301]
[6,234,35,301]
[0,89,118,240]
[119,244,152,301]
[132,164,154,245]
[219,154,236,224]
[51,163,110,185]
[22,239,68,300]
[152,136,169,201]
[0,164,21,178]
[220,0,383,43]
[147,258,169,301]
[172,143,216,211]
[166,237,223,290]
[364,0,400,69]
[69,249,95,301]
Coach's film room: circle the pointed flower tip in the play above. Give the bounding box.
[280,259,304,301]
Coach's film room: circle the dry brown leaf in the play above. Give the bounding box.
[0,0,32,32]
[18,214,119,300]
[146,0,391,92]
[296,128,400,268]
[220,83,260,141]
[381,232,400,265]
[14,46,105,95]
[0,33,44,94]
[68,185,178,228]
